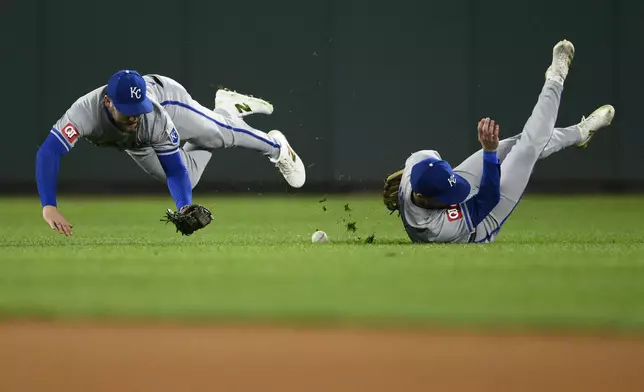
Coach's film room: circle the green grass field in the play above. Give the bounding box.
[1,194,644,331]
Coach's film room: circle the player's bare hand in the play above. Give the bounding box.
[43,206,73,236]
[478,117,500,152]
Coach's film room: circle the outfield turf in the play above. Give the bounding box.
[1,194,643,331]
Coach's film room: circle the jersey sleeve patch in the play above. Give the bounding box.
[61,123,79,144]
[154,127,180,156]
[169,128,179,145]
[446,205,463,222]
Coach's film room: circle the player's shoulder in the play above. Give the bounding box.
[142,73,165,84]
[399,179,442,226]
[142,73,177,98]
[144,97,169,123]
[68,85,106,112]
[139,99,177,142]
[62,85,106,128]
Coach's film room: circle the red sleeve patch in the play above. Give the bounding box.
[446,205,463,222]
[61,123,79,144]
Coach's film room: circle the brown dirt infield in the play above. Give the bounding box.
[1,322,644,392]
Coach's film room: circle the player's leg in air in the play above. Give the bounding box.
[128,75,306,190]
[473,39,588,243]
[382,40,615,244]
[164,76,305,189]
[454,105,615,191]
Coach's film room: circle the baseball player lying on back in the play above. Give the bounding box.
[382,39,615,244]
[36,70,306,236]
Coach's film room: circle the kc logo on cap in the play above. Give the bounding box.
[448,174,456,187]
[130,87,142,99]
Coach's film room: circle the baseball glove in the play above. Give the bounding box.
[383,169,404,213]
[162,204,213,236]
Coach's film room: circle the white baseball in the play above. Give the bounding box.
[311,230,329,243]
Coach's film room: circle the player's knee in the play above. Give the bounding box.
[517,140,547,160]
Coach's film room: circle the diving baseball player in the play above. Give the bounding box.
[383,39,616,244]
[36,70,306,236]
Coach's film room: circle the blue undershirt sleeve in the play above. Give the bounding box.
[157,151,192,210]
[465,151,501,227]
[35,132,70,207]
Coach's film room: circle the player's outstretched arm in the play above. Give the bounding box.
[465,118,501,227]
[36,132,73,236]
[151,117,192,211]
[157,150,192,211]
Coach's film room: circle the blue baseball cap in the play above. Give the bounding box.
[106,70,153,116]
[410,157,471,205]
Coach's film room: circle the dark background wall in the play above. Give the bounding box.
[1,0,642,193]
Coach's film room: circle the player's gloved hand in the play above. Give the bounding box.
[162,204,213,236]
[43,206,73,236]
[478,117,500,151]
[383,169,404,213]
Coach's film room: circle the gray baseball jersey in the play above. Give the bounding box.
[399,80,567,244]
[50,85,180,156]
[398,150,478,243]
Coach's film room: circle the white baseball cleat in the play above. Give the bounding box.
[268,130,306,188]
[214,89,274,118]
[545,39,575,85]
[576,104,615,149]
